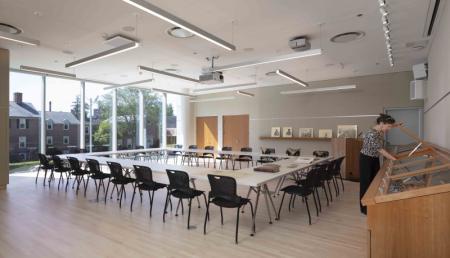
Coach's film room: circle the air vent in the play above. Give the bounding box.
[330,31,365,43]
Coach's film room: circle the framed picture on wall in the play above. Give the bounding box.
[318,129,333,138]
[271,127,281,137]
[337,125,358,138]
[299,128,314,138]
[282,127,293,138]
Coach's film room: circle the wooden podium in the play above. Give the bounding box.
[331,138,363,181]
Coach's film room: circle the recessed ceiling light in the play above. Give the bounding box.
[122,26,135,32]
[0,23,22,34]
[330,31,365,43]
[167,26,194,38]
[33,11,43,17]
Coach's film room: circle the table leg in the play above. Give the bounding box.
[264,184,279,220]
[190,179,201,208]
[251,186,261,236]
[263,185,273,224]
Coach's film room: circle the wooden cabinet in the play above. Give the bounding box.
[362,145,450,258]
[331,138,363,181]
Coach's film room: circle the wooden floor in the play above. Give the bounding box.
[0,171,367,258]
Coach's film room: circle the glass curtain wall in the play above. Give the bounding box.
[166,94,179,147]
[9,72,42,163]
[144,91,163,148]
[116,88,139,150]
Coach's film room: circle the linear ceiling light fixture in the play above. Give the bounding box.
[378,0,393,67]
[138,65,199,83]
[190,96,236,103]
[122,0,235,51]
[280,85,356,95]
[0,31,40,46]
[65,41,139,68]
[236,90,255,97]
[151,88,195,97]
[275,69,308,87]
[20,65,76,78]
[214,48,322,71]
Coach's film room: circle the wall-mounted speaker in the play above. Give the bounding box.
[410,80,426,100]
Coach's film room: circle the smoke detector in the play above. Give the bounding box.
[288,36,311,51]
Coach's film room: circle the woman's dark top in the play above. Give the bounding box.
[360,129,383,157]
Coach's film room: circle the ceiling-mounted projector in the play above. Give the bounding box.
[199,71,224,84]
[289,36,311,52]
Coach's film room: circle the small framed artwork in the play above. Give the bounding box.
[282,127,293,138]
[299,128,314,138]
[337,125,358,138]
[271,127,281,137]
[318,129,333,138]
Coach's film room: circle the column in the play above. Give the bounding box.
[89,98,93,152]
[40,76,46,154]
[111,89,117,152]
[138,90,145,147]
[0,48,9,189]
[162,93,167,147]
[79,81,85,150]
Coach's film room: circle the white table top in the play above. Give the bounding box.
[63,153,325,188]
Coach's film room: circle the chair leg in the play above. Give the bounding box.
[322,184,329,206]
[339,174,345,191]
[203,198,210,235]
[104,180,111,204]
[84,176,90,197]
[96,179,102,202]
[304,196,311,225]
[149,190,155,217]
[35,167,40,184]
[277,191,287,220]
[315,187,322,212]
[130,184,137,212]
[119,185,125,208]
[235,207,240,244]
[220,207,224,225]
[327,181,333,202]
[187,198,193,229]
[163,191,170,223]
[312,192,319,216]
[288,194,293,212]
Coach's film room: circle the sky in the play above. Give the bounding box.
[10,72,181,114]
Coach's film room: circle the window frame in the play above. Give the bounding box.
[47,119,53,130]
[19,118,26,129]
[63,136,70,145]
[18,136,27,148]
[46,136,53,145]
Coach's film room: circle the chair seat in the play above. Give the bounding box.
[54,167,71,173]
[90,173,112,180]
[281,185,313,196]
[138,182,167,191]
[198,154,214,158]
[211,196,249,208]
[171,188,204,199]
[111,177,135,185]
[71,170,90,176]
[235,157,252,162]
[257,159,274,163]
[40,164,54,170]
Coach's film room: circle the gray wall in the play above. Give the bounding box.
[193,71,423,155]
[0,48,9,189]
[424,0,450,149]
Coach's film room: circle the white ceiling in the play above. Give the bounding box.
[0,0,433,93]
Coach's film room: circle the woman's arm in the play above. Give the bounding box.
[379,148,397,160]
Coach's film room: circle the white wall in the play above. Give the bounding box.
[193,71,423,155]
[424,0,450,148]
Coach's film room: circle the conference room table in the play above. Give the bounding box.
[63,148,327,235]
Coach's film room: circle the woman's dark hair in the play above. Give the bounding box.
[376,113,396,124]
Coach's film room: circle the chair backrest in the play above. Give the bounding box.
[262,148,275,155]
[314,162,331,181]
[207,174,238,199]
[166,169,190,190]
[136,145,145,149]
[222,146,232,151]
[239,147,253,159]
[175,144,183,149]
[107,162,125,179]
[286,148,301,156]
[188,145,197,150]
[38,153,50,167]
[133,165,154,184]
[67,157,81,172]
[313,150,329,158]
[304,166,321,188]
[52,155,65,170]
[86,158,102,175]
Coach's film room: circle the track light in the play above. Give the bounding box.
[20,65,76,78]
[66,41,139,68]
[382,16,389,25]
[138,65,199,83]
[275,69,308,87]
[236,90,255,97]
[383,25,390,34]
[0,31,40,46]
[122,0,236,51]
[379,7,388,17]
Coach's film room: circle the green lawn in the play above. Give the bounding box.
[9,161,39,173]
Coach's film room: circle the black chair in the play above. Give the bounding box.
[278,168,320,225]
[181,145,199,166]
[49,155,71,190]
[204,175,255,244]
[256,148,276,165]
[286,148,301,156]
[67,157,91,195]
[165,144,183,164]
[313,150,329,158]
[233,147,253,170]
[163,169,207,229]
[332,156,346,192]
[105,162,135,208]
[36,153,53,186]
[297,164,330,211]
[198,146,215,168]
[131,165,167,217]
[216,147,233,169]
[86,158,113,201]
[318,161,338,201]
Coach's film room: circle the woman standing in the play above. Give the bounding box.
[359,114,399,214]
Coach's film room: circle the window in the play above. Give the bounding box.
[47,119,53,130]
[18,118,26,129]
[46,136,53,145]
[63,136,70,145]
[63,120,70,130]
[86,83,112,152]
[85,126,89,135]
[166,94,180,147]
[19,136,27,148]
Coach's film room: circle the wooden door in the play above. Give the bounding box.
[196,116,218,149]
[223,114,249,151]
